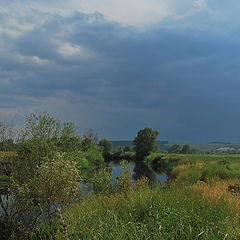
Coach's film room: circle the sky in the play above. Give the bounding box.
[0,0,240,142]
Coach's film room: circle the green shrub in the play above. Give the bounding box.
[115,161,133,192]
[91,168,113,195]
[119,151,135,161]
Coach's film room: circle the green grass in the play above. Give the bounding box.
[145,153,240,184]
[55,183,240,239]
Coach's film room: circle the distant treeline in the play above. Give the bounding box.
[112,140,169,152]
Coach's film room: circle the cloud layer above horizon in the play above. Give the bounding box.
[1,0,240,142]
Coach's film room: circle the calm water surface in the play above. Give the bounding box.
[108,161,168,186]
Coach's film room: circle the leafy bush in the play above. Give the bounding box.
[91,168,113,195]
[120,151,135,161]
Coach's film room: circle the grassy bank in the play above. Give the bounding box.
[54,182,239,239]
[145,153,240,184]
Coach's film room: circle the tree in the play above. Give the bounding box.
[181,144,191,154]
[168,144,181,153]
[99,139,113,161]
[0,123,17,151]
[123,146,133,152]
[15,112,83,183]
[82,129,98,149]
[133,127,159,161]
[99,139,113,155]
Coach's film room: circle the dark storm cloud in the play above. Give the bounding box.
[1,6,240,141]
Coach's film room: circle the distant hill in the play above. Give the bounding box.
[112,141,240,153]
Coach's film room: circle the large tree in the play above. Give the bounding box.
[133,127,159,160]
[99,138,113,161]
[168,144,181,153]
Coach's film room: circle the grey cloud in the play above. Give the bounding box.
[1,8,240,141]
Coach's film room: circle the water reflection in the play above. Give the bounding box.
[108,161,168,186]
[132,161,157,186]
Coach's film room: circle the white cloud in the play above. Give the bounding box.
[63,0,210,27]
[0,0,210,29]
[58,43,93,59]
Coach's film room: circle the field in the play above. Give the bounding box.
[112,141,240,153]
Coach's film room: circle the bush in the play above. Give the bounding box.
[91,168,113,195]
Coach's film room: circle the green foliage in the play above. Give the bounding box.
[99,139,113,161]
[145,153,179,176]
[20,112,61,141]
[0,112,101,238]
[120,151,135,161]
[112,147,124,162]
[84,144,104,169]
[123,145,133,152]
[181,144,191,154]
[99,139,113,155]
[115,161,133,192]
[168,144,181,153]
[81,129,98,149]
[91,168,113,195]
[31,222,58,240]
[0,123,17,152]
[32,152,79,205]
[13,113,84,183]
[133,127,159,160]
[57,122,82,152]
[10,152,79,238]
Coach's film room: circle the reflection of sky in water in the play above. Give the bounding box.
[109,162,135,181]
[108,162,168,185]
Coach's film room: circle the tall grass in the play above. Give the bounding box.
[55,182,240,239]
[193,180,240,211]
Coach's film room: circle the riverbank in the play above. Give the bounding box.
[52,181,239,239]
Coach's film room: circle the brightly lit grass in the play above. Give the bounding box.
[146,153,240,184]
[192,180,240,211]
[154,153,240,163]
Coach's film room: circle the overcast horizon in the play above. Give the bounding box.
[1,1,240,142]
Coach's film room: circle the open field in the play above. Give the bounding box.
[112,141,240,153]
